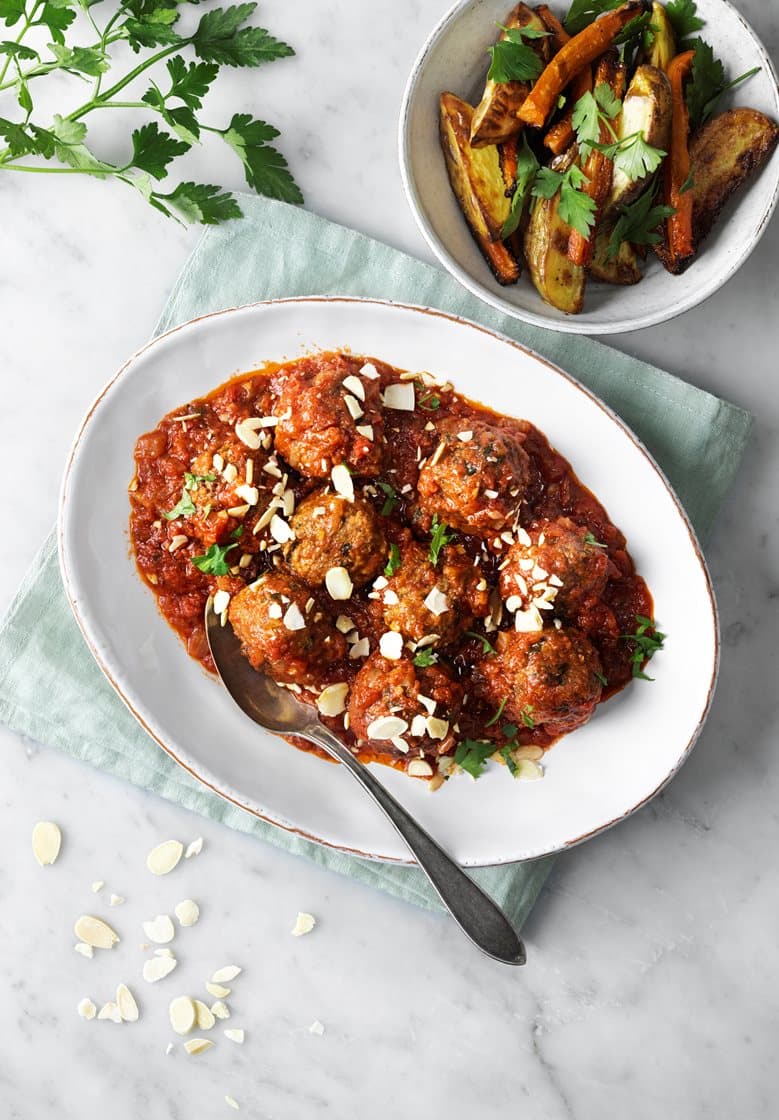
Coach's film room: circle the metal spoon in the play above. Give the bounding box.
[205,600,525,966]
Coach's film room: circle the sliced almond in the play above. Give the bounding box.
[514,606,543,633]
[169,995,196,1035]
[342,374,366,400]
[378,631,403,660]
[97,1001,122,1023]
[417,694,436,715]
[211,1000,230,1020]
[423,587,449,616]
[317,683,349,718]
[344,394,364,420]
[225,1097,240,1110]
[356,424,374,441]
[291,912,316,937]
[515,759,544,781]
[116,983,139,1022]
[408,759,434,778]
[283,602,306,631]
[206,982,231,999]
[146,840,183,876]
[174,899,200,928]
[367,716,408,740]
[194,999,216,1030]
[409,714,427,737]
[234,419,262,450]
[211,965,242,984]
[143,955,178,983]
[185,837,203,859]
[383,383,415,411]
[325,566,353,601]
[142,914,175,944]
[224,1028,244,1044]
[348,636,370,659]
[513,745,545,762]
[235,483,259,506]
[270,513,295,544]
[184,1038,214,1056]
[456,430,473,442]
[331,464,354,502]
[309,1020,325,1036]
[32,821,61,867]
[74,942,93,959]
[77,997,96,1020]
[212,589,231,616]
[426,716,449,740]
[359,362,379,379]
[109,894,125,906]
[74,915,119,950]
[91,881,103,893]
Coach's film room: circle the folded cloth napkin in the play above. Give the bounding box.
[0,196,752,927]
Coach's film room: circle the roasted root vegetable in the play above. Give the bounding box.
[657,49,696,274]
[643,1,676,72]
[605,64,672,215]
[589,228,643,284]
[536,4,593,156]
[519,2,644,129]
[439,93,521,285]
[470,4,551,147]
[524,149,586,312]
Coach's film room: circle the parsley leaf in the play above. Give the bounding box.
[48,43,110,77]
[0,41,38,61]
[221,112,303,203]
[37,2,76,46]
[184,471,216,490]
[583,531,608,548]
[131,121,189,180]
[572,90,603,149]
[501,134,540,238]
[487,23,548,84]
[377,481,398,517]
[594,669,609,687]
[165,56,218,109]
[594,81,622,120]
[621,614,666,680]
[0,0,26,27]
[384,543,401,578]
[607,187,676,259]
[153,181,243,224]
[428,514,456,566]
[532,166,565,200]
[192,4,294,68]
[485,697,508,728]
[465,630,497,655]
[454,739,495,779]
[564,0,623,36]
[678,167,695,194]
[416,384,440,411]
[191,539,239,575]
[686,38,761,130]
[559,170,598,237]
[413,648,439,668]
[665,0,704,39]
[520,704,535,729]
[163,488,196,520]
[590,131,666,181]
[500,745,518,776]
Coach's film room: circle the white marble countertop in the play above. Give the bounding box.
[2,1,778,1116]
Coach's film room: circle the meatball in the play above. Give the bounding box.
[417,417,531,537]
[349,651,463,760]
[474,628,603,733]
[499,517,614,619]
[288,490,387,588]
[273,355,384,478]
[228,570,346,686]
[379,535,490,647]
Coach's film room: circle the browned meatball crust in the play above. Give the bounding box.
[379,534,490,647]
[288,490,387,588]
[273,355,384,478]
[228,570,346,686]
[417,417,531,537]
[499,517,615,618]
[474,628,603,733]
[348,651,463,759]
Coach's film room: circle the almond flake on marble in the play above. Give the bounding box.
[74,942,93,959]
[211,965,242,984]
[225,1097,240,1110]
[143,955,178,983]
[224,1028,244,1044]
[146,840,183,876]
[97,1001,122,1023]
[211,1000,230,1020]
[116,983,139,1022]
[291,912,316,937]
[74,915,119,950]
[174,899,200,927]
[184,1038,214,1056]
[77,997,96,1020]
[169,996,196,1035]
[309,1020,325,1036]
[185,837,203,859]
[32,821,61,867]
[143,914,175,944]
[91,881,104,893]
[194,999,216,1030]
[206,982,231,999]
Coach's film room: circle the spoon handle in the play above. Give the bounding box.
[306,724,526,966]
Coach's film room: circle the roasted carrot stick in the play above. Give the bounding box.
[663,49,696,270]
[543,65,592,153]
[534,4,569,50]
[519,2,643,129]
[567,55,627,266]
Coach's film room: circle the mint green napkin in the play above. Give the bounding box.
[0,196,752,927]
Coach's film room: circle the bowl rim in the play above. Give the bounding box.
[57,295,720,865]
[398,0,779,335]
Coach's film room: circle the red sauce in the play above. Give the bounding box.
[130,352,653,778]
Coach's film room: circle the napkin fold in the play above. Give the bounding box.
[0,195,752,928]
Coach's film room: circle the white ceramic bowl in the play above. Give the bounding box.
[59,298,718,864]
[399,0,779,334]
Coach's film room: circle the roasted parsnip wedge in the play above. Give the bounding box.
[523,149,586,313]
[470,3,551,148]
[643,2,676,72]
[605,65,672,215]
[589,228,643,284]
[439,93,521,285]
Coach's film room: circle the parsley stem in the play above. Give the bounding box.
[68,43,185,122]
[0,162,121,174]
[0,0,43,89]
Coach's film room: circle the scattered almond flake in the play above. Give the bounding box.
[91,881,103,893]
[184,1038,214,1056]
[77,997,96,1020]
[128,477,139,492]
[325,566,353,601]
[234,419,263,449]
[428,773,445,792]
[534,597,554,611]
[155,947,175,958]
[553,618,563,630]
[409,714,427,737]
[476,578,488,592]
[391,736,409,753]
[245,458,254,485]
[342,374,366,400]
[168,534,188,553]
[146,840,183,876]
[317,682,349,718]
[212,453,225,471]
[505,595,522,613]
[185,837,203,859]
[335,614,355,634]
[194,999,216,1030]
[174,900,200,928]
[424,421,436,432]
[212,965,242,984]
[234,483,259,506]
[348,636,370,659]
[537,531,546,545]
[513,574,528,596]
[514,745,545,762]
[382,589,399,606]
[97,1001,122,1023]
[283,602,306,631]
[484,489,499,499]
[415,634,440,649]
[382,383,415,411]
[238,552,252,570]
[355,424,374,441]
[74,942,93,959]
[212,590,231,617]
[548,573,564,588]
[309,1020,325,1036]
[267,601,283,620]
[169,996,196,1035]
[225,1096,240,1111]
[74,915,119,950]
[426,717,449,740]
[226,504,250,518]
[343,394,364,421]
[500,532,514,545]
[367,716,408,740]
[291,912,316,937]
[423,587,449,616]
[515,606,544,633]
[416,694,436,715]
[143,955,178,984]
[223,463,239,484]
[109,894,125,907]
[330,464,354,502]
[379,631,403,660]
[116,983,139,1023]
[516,527,531,546]
[262,458,283,479]
[518,558,534,572]
[211,1000,231,1020]
[532,564,549,581]
[206,982,231,999]
[456,430,474,443]
[438,755,454,777]
[142,914,175,944]
[359,362,379,379]
[515,759,544,781]
[282,489,295,517]
[269,513,295,544]
[408,759,434,778]
[224,1028,244,1044]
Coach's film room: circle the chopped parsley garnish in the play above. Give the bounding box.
[594,670,609,687]
[163,489,197,521]
[502,722,518,739]
[191,540,239,575]
[428,514,456,567]
[607,187,676,260]
[413,648,439,668]
[485,697,508,728]
[465,630,497,655]
[583,531,608,548]
[230,525,244,540]
[500,746,519,776]
[384,543,401,578]
[377,481,399,517]
[486,23,549,84]
[184,471,216,490]
[454,739,495,779]
[501,134,540,239]
[416,383,441,411]
[621,614,666,680]
[519,704,535,729]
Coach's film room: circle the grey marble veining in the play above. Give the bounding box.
[1,1,778,1117]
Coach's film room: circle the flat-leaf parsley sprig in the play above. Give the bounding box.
[0,0,302,223]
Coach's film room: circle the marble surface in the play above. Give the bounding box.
[1,1,778,1116]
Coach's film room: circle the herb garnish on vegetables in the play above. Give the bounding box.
[607,187,676,260]
[487,23,549,84]
[501,134,540,239]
